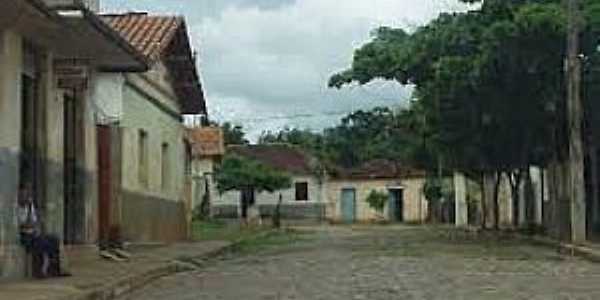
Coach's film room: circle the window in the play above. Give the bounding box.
[184,142,192,176]
[138,130,148,187]
[295,182,308,201]
[161,143,170,191]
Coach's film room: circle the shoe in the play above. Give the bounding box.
[57,272,72,277]
[99,250,126,262]
[110,248,132,260]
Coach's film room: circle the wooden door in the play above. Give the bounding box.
[97,125,112,245]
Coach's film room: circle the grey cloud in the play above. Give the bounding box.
[103,0,469,141]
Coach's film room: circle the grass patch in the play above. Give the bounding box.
[228,228,310,255]
[192,220,264,242]
[193,220,313,257]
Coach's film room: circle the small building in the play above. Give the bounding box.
[212,144,328,221]
[186,127,225,221]
[327,160,428,223]
[97,12,207,243]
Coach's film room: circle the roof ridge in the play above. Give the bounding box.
[100,12,184,19]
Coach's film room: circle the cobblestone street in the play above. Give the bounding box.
[122,226,600,300]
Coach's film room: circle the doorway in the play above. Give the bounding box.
[20,44,44,226]
[388,189,404,222]
[63,90,86,244]
[341,188,356,223]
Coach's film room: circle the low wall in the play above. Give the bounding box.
[121,190,187,243]
[211,205,239,219]
[211,203,326,221]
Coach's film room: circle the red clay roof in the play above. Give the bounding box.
[100,13,206,114]
[228,144,316,175]
[332,159,426,180]
[186,127,225,157]
[100,13,182,62]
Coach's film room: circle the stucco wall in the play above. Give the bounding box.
[0,29,26,280]
[0,30,77,279]
[326,177,428,223]
[212,175,325,219]
[119,68,187,242]
[191,157,216,211]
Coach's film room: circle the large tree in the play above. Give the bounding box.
[329,0,600,229]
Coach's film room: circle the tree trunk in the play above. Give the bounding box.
[273,193,282,229]
[589,144,600,236]
[509,170,524,228]
[523,168,536,229]
[482,172,497,230]
[493,172,501,230]
[198,176,211,220]
[483,172,497,229]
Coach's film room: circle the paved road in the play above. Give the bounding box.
[122,226,600,300]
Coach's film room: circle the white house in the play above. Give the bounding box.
[212,144,327,221]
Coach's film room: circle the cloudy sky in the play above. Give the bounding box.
[102,0,469,141]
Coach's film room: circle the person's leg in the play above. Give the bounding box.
[31,236,50,278]
[43,234,70,276]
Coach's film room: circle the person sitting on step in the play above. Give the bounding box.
[17,182,71,278]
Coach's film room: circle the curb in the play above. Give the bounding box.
[58,229,292,300]
[64,244,232,300]
[520,234,600,263]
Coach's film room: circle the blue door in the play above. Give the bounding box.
[341,188,356,223]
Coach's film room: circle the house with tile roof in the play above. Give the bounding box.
[185,127,225,222]
[326,160,429,223]
[0,0,148,279]
[212,144,328,222]
[81,11,207,244]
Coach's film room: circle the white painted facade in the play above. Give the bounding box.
[213,175,325,209]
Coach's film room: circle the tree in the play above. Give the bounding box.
[259,107,431,172]
[365,190,388,221]
[328,0,600,230]
[214,155,292,226]
[221,122,249,145]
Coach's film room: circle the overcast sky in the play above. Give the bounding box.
[102,0,470,141]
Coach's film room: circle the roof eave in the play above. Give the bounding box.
[50,6,149,72]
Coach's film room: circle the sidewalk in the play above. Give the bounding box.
[526,235,600,263]
[0,241,231,300]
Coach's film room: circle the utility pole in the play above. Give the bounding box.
[566,0,587,244]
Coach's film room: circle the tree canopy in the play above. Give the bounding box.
[329,0,600,176]
[221,122,250,146]
[259,106,433,170]
[215,154,292,194]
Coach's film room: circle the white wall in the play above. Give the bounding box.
[214,175,324,207]
[327,178,427,222]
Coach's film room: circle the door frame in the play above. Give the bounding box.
[388,187,404,222]
[341,188,356,223]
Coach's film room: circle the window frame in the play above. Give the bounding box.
[295,182,309,201]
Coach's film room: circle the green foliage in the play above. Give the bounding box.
[365,190,388,213]
[215,155,292,194]
[221,122,249,145]
[329,0,600,177]
[423,178,443,204]
[259,106,433,170]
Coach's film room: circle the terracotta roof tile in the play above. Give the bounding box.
[99,13,206,114]
[228,144,317,175]
[187,128,225,157]
[333,159,426,180]
[100,13,181,62]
